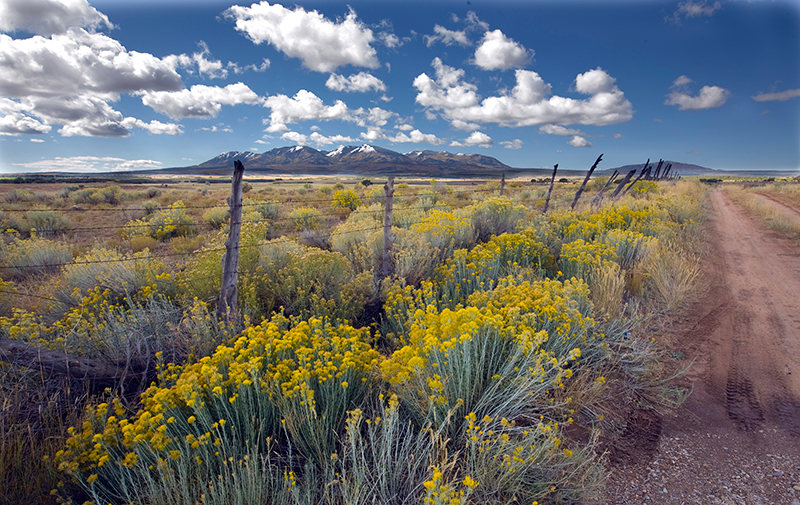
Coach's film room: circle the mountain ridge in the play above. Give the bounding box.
[148,145,795,178]
[182,144,515,176]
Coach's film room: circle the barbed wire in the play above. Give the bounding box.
[0,221,397,274]
[0,193,494,235]
[0,187,500,214]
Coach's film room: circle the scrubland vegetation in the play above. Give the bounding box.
[0,176,711,504]
[721,180,800,238]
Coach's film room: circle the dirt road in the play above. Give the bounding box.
[592,188,800,504]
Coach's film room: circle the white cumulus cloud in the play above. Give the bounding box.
[262,89,395,132]
[455,130,493,148]
[225,2,379,72]
[473,30,531,71]
[0,111,52,135]
[0,0,113,36]
[415,59,633,128]
[539,124,586,136]
[665,75,729,110]
[167,41,229,79]
[0,30,184,99]
[281,131,308,145]
[0,24,196,137]
[309,131,355,145]
[500,139,523,149]
[424,25,470,47]
[450,119,481,131]
[141,83,262,119]
[567,135,592,147]
[360,127,444,145]
[326,72,386,93]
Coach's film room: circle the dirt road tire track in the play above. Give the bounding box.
[590,188,800,504]
[707,189,800,432]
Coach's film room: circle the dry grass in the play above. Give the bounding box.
[644,240,701,313]
[724,185,800,238]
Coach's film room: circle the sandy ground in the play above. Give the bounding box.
[590,189,800,505]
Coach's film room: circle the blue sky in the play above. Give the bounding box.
[0,0,798,173]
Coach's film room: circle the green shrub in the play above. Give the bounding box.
[69,186,121,205]
[470,196,528,242]
[123,201,195,240]
[202,207,229,229]
[142,201,159,215]
[0,237,73,280]
[330,204,384,273]
[57,247,171,303]
[253,244,372,321]
[24,210,72,237]
[249,200,279,220]
[289,207,323,231]
[332,189,362,211]
[3,189,41,203]
[176,223,267,316]
[629,180,659,196]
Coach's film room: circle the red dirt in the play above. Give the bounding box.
[591,189,800,505]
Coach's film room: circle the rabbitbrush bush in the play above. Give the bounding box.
[56,247,173,304]
[0,236,73,280]
[123,201,195,240]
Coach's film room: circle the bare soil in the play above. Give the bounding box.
[590,189,800,505]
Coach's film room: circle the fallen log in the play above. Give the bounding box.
[0,338,144,390]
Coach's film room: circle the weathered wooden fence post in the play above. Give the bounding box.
[623,161,652,196]
[591,169,619,207]
[217,160,245,322]
[543,164,558,214]
[610,169,637,199]
[500,172,506,196]
[571,154,603,210]
[381,176,395,279]
[653,159,664,180]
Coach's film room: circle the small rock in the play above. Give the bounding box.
[794,485,800,491]
[772,470,784,477]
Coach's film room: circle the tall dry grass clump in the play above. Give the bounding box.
[644,240,701,312]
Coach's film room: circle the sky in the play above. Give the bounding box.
[0,0,798,173]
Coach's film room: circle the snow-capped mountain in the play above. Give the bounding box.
[189,144,512,176]
[198,151,259,167]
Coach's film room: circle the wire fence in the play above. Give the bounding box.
[0,220,395,271]
[0,181,528,304]
[0,187,499,214]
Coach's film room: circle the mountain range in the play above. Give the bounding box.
[173,144,514,176]
[153,144,795,178]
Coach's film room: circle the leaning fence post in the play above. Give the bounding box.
[500,172,505,196]
[543,164,558,214]
[217,160,245,322]
[610,169,637,199]
[571,154,603,210]
[380,176,396,279]
[591,169,619,207]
